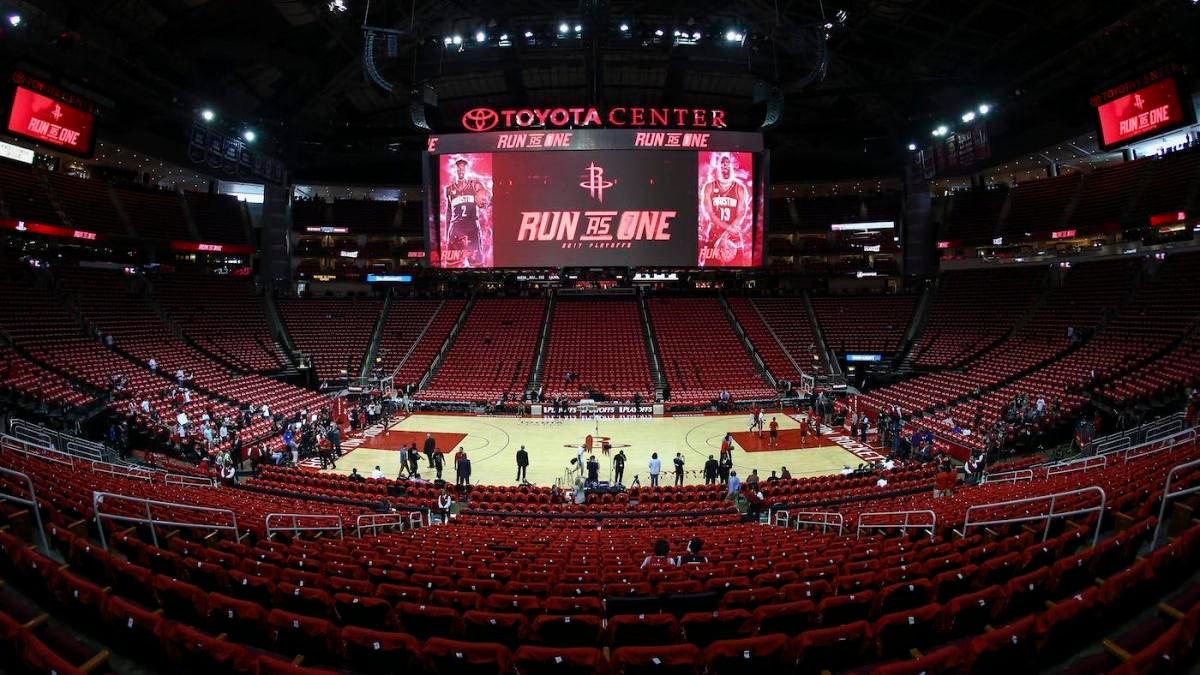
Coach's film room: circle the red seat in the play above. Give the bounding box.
[462,610,530,647]
[869,644,966,675]
[874,603,943,659]
[423,637,512,675]
[962,616,1038,675]
[702,633,793,675]
[267,608,340,663]
[605,613,681,648]
[544,596,604,616]
[680,610,752,647]
[396,601,462,640]
[334,593,395,629]
[792,620,872,674]
[340,626,422,674]
[751,600,816,636]
[207,592,269,646]
[100,594,165,663]
[817,591,876,627]
[531,614,604,646]
[152,575,208,624]
[512,645,605,675]
[942,585,1005,639]
[611,644,702,675]
[161,620,257,674]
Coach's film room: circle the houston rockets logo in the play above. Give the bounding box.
[1133,94,1145,111]
[579,162,615,202]
[461,108,500,132]
[51,104,63,121]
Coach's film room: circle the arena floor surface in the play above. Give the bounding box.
[317,412,865,488]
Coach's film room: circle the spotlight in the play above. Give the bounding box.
[692,31,701,40]
[835,9,848,23]
[559,23,569,33]
[619,23,629,32]
[673,30,681,37]
[961,111,976,123]
[978,103,991,115]
[574,24,582,33]
[654,29,664,36]
[524,30,533,38]
[932,125,948,137]
[327,0,347,12]
[451,34,462,44]
[443,36,452,46]
[7,14,20,27]
[200,109,215,122]
[907,143,917,151]
[499,33,508,41]
[475,31,485,42]
[243,129,257,143]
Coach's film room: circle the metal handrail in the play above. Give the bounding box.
[772,510,844,534]
[1151,458,1200,549]
[1120,428,1196,464]
[983,468,1034,484]
[962,485,1106,546]
[1,434,77,467]
[92,491,239,550]
[265,513,344,540]
[90,460,155,482]
[408,511,427,529]
[355,513,406,537]
[10,418,106,461]
[856,510,936,539]
[164,473,217,488]
[0,466,49,552]
[1045,454,1107,477]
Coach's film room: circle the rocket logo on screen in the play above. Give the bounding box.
[579,163,615,203]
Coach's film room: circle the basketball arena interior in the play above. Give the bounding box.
[1,1,1200,673]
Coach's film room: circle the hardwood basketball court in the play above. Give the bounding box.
[321,412,863,487]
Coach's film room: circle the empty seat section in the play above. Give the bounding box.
[542,298,653,401]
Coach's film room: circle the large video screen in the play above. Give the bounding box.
[423,130,766,268]
[6,85,95,156]
[1093,75,1195,151]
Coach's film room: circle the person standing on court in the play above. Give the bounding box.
[586,455,600,484]
[516,445,529,483]
[718,452,733,485]
[704,455,719,485]
[456,451,471,488]
[613,449,626,484]
[423,433,437,468]
[432,447,444,481]
[769,417,780,448]
[648,453,662,487]
[673,452,686,486]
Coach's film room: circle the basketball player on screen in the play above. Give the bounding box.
[444,158,491,266]
[701,154,751,265]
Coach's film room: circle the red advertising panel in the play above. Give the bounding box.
[6,86,95,155]
[1095,77,1193,150]
[425,130,764,268]
[0,218,99,241]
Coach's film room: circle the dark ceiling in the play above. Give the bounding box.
[3,0,1197,185]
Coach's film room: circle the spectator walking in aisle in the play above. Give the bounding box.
[673,452,685,486]
[704,455,719,485]
[648,453,661,487]
[613,449,626,484]
[515,445,529,482]
[147,357,157,374]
